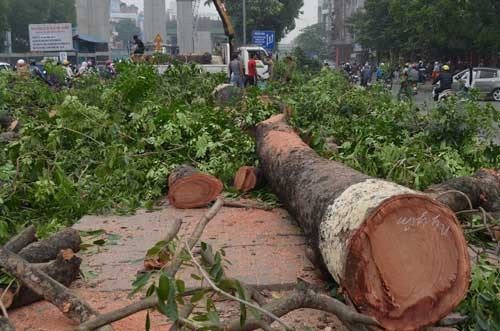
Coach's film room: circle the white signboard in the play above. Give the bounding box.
[29,23,73,52]
[59,52,68,63]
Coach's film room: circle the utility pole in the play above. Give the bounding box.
[243,0,246,45]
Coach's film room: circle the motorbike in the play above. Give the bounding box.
[432,85,455,101]
[411,81,418,95]
[349,73,359,85]
[384,77,393,90]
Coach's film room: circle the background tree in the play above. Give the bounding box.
[351,0,500,65]
[7,0,76,52]
[293,23,328,61]
[114,19,141,47]
[0,0,8,52]
[206,0,303,44]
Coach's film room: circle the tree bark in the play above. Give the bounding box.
[427,168,499,213]
[4,226,37,254]
[233,166,264,192]
[18,228,81,263]
[168,165,223,209]
[255,114,470,331]
[10,249,82,309]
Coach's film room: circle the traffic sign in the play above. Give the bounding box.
[251,31,275,51]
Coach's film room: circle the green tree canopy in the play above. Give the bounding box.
[7,0,76,52]
[293,23,328,60]
[351,0,500,64]
[114,19,141,47]
[206,0,303,44]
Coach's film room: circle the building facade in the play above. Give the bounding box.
[319,0,365,65]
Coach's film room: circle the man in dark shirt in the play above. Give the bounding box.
[133,35,145,55]
[432,65,453,100]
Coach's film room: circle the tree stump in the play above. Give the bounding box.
[168,165,223,209]
[256,114,470,331]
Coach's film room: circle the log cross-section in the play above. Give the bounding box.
[256,114,470,331]
[168,165,223,209]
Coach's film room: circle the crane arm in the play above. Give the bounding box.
[211,0,236,56]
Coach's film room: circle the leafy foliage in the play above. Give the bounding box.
[279,70,499,190]
[457,256,500,331]
[351,0,500,61]
[211,0,303,44]
[0,63,255,241]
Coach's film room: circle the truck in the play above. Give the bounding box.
[156,43,270,80]
[158,0,271,80]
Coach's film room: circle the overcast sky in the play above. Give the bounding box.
[122,0,318,43]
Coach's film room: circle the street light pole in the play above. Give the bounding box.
[243,0,246,45]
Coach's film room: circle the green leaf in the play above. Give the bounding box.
[128,272,151,298]
[145,311,151,331]
[157,273,170,301]
[190,289,205,303]
[92,239,106,246]
[190,273,202,281]
[207,310,220,324]
[176,279,186,293]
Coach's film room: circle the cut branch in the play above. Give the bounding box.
[10,249,82,309]
[427,168,500,212]
[4,226,37,253]
[0,247,111,331]
[18,228,81,263]
[72,199,224,331]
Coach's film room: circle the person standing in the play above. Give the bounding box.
[361,63,372,87]
[132,35,145,57]
[247,54,258,87]
[15,59,29,78]
[229,54,244,88]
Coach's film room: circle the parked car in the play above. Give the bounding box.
[0,62,11,71]
[452,67,500,101]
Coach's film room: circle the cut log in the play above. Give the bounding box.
[0,247,112,331]
[233,166,264,192]
[4,226,37,253]
[256,114,470,331]
[427,168,500,213]
[168,165,223,209]
[10,249,82,309]
[18,228,81,263]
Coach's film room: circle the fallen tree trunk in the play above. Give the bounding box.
[427,168,499,213]
[10,249,82,309]
[256,115,470,331]
[168,165,223,209]
[18,228,81,263]
[233,166,264,192]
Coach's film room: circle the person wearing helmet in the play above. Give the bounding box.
[16,59,29,78]
[77,61,88,76]
[432,65,453,101]
[62,60,73,82]
[409,64,419,84]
